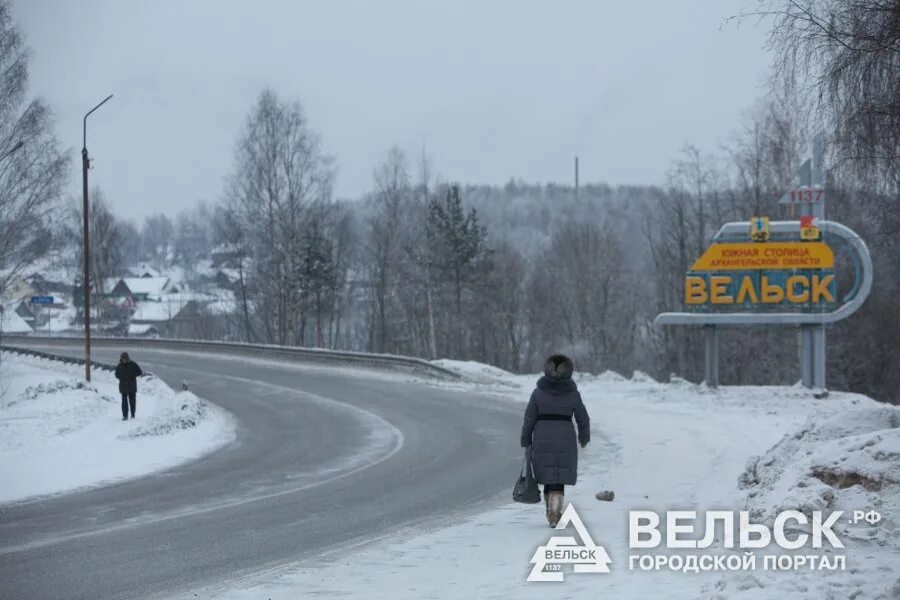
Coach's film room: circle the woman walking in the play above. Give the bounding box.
[520,354,590,527]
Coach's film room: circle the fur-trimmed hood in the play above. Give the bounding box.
[543,354,574,380]
[536,375,578,395]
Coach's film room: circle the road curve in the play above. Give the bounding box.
[0,343,522,600]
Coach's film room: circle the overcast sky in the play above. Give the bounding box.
[15,0,769,221]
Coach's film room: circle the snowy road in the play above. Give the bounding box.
[0,343,521,600]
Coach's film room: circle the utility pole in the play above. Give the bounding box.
[81,94,113,382]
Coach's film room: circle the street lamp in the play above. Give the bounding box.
[82,94,113,382]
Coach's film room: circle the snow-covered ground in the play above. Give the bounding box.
[0,352,236,503]
[187,361,899,600]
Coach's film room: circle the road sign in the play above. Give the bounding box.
[684,270,836,311]
[801,227,821,241]
[749,217,770,242]
[655,216,872,323]
[690,242,833,271]
[778,186,825,205]
[657,137,844,394]
[30,295,54,305]
[800,215,821,240]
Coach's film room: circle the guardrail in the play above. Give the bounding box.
[1,344,118,373]
[0,335,461,380]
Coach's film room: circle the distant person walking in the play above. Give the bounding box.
[115,352,143,420]
[520,354,590,527]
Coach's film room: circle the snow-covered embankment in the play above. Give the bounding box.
[0,351,236,503]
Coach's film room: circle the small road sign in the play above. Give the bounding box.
[749,217,770,242]
[30,295,54,305]
[800,215,821,241]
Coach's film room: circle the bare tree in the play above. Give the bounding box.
[216,205,257,342]
[66,188,125,326]
[726,95,808,218]
[225,88,335,346]
[141,214,174,267]
[530,221,636,373]
[485,241,527,371]
[417,151,439,359]
[757,0,900,227]
[366,147,410,353]
[324,203,356,349]
[0,0,68,304]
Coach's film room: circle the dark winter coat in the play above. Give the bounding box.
[520,376,590,485]
[115,361,143,394]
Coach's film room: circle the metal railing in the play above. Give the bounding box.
[1,344,117,372]
[0,335,461,380]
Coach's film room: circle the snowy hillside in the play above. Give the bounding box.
[0,352,236,503]
[186,364,899,599]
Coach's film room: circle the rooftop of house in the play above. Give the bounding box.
[130,296,193,322]
[113,277,176,298]
[0,307,33,333]
[130,264,163,278]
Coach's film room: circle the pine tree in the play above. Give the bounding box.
[426,185,490,356]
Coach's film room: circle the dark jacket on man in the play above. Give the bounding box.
[115,360,143,394]
[520,374,590,486]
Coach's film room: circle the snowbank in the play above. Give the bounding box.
[741,404,900,523]
[0,308,32,333]
[431,358,520,386]
[0,352,236,503]
[187,365,899,599]
[713,403,900,599]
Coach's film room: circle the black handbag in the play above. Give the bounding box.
[513,446,542,504]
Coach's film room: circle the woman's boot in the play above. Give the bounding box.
[544,492,552,525]
[547,492,565,528]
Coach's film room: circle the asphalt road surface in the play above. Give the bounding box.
[0,343,522,599]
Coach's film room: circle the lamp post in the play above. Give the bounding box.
[82,94,113,382]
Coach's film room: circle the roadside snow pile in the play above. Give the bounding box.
[432,358,520,387]
[119,375,212,438]
[579,369,630,384]
[0,376,114,447]
[630,369,657,383]
[741,404,900,523]
[10,378,95,404]
[714,403,900,599]
[0,352,236,503]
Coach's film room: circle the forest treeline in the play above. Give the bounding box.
[1,0,898,402]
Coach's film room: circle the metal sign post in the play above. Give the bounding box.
[704,325,720,388]
[30,296,54,338]
[786,137,828,391]
[808,134,827,392]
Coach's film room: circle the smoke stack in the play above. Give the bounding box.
[575,156,579,199]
